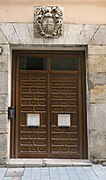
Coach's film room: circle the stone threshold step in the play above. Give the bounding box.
[102,162,106,166]
[6,159,92,167]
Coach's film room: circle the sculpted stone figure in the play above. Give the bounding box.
[34,6,63,38]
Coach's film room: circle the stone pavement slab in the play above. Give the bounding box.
[5,168,24,177]
[83,166,99,180]
[74,166,89,180]
[0,165,106,180]
[92,165,106,180]
[49,167,59,178]
[0,168,7,180]
[66,167,80,180]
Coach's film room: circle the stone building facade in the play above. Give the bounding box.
[0,2,106,165]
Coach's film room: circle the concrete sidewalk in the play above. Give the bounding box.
[0,165,106,180]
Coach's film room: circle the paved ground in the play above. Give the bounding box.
[0,165,106,180]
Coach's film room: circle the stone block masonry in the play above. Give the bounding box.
[0,23,106,164]
[0,44,9,165]
[88,45,106,163]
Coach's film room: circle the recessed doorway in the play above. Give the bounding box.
[10,50,88,159]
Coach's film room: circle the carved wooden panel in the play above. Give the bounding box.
[17,72,48,157]
[12,52,87,159]
[50,74,81,158]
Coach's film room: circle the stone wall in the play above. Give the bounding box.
[88,45,106,163]
[0,45,10,164]
[0,23,106,164]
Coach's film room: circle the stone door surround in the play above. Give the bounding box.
[0,22,106,164]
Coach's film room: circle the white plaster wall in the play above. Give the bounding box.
[0,0,106,24]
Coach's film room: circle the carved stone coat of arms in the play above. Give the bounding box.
[34,6,63,38]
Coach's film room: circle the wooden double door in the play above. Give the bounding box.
[11,51,87,158]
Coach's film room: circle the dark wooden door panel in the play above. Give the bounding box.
[11,51,87,159]
[17,73,48,157]
[50,74,81,158]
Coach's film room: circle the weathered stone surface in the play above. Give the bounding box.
[88,55,106,73]
[0,45,10,56]
[28,23,44,44]
[90,104,106,131]
[0,134,8,164]
[43,38,53,45]
[64,24,83,44]
[88,45,106,55]
[0,55,8,72]
[102,162,106,166]
[52,26,65,45]
[77,25,99,44]
[90,85,106,104]
[0,23,21,44]
[90,131,106,159]
[0,72,8,94]
[13,23,32,44]
[90,104,106,159]
[0,29,8,44]
[0,158,7,165]
[0,113,8,133]
[89,73,106,86]
[90,25,106,45]
[0,95,8,111]
[52,34,65,45]
[0,23,106,46]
